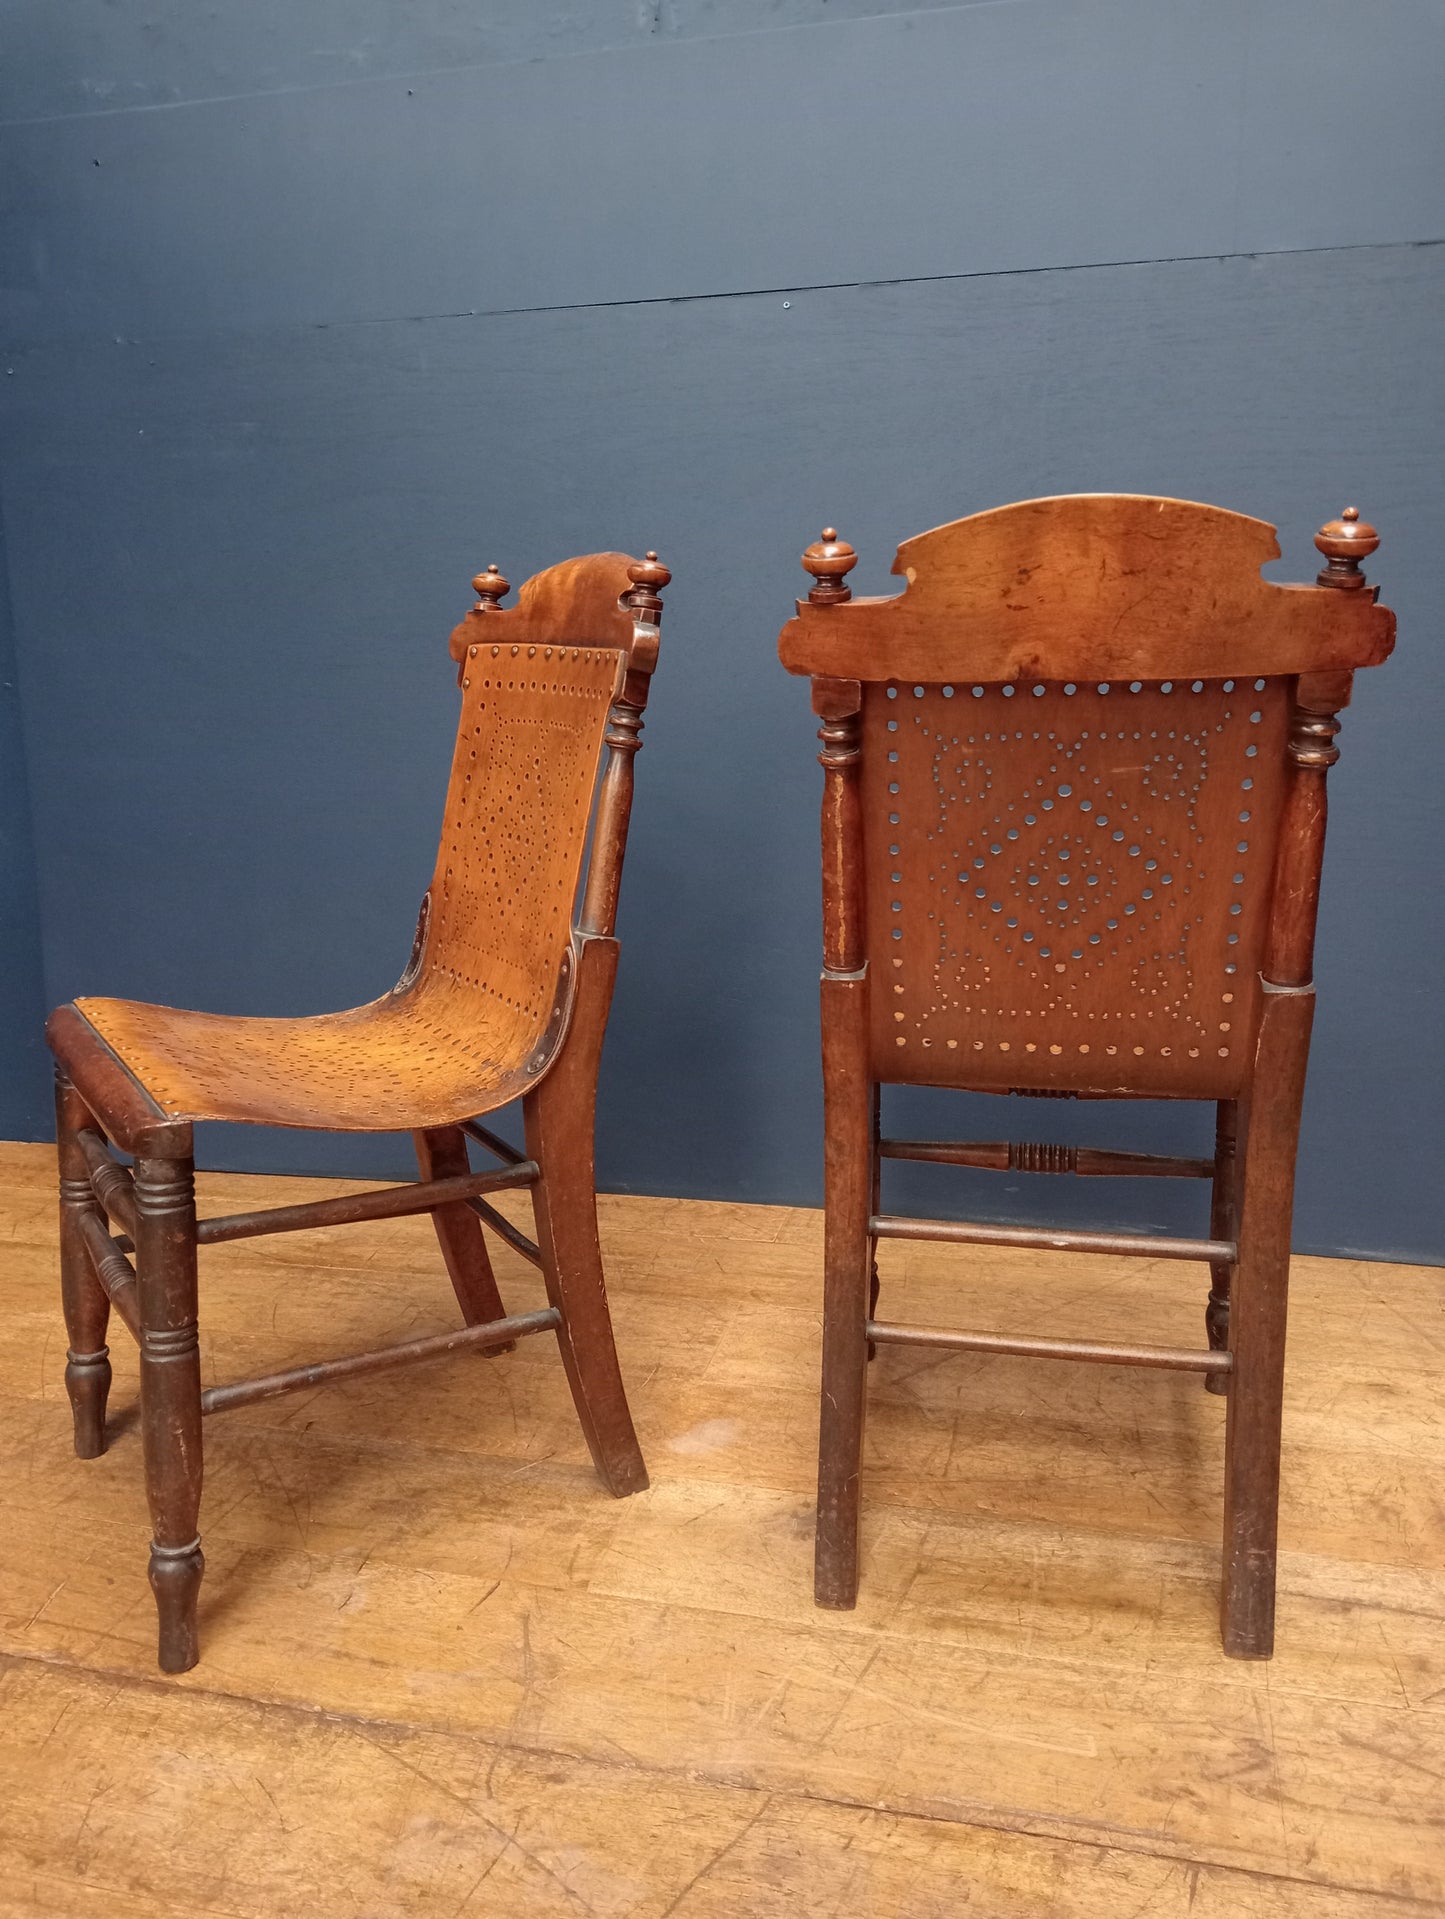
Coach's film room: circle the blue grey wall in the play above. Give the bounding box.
[1,2,1442,1259]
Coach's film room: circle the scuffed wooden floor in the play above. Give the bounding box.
[0,1138,1441,1916]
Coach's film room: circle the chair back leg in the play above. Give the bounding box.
[815,976,873,1610]
[1221,990,1313,1658]
[56,1073,113,1458]
[1204,1100,1240,1396]
[523,937,647,1498]
[135,1149,206,1673]
[413,1126,515,1350]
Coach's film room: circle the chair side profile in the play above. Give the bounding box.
[46,546,670,1671]
[778,495,1393,1657]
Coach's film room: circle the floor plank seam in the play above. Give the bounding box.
[0,1645,1426,1906]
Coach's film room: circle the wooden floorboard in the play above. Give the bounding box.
[0,1140,1441,1915]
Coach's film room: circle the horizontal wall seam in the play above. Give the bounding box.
[308,238,1445,335]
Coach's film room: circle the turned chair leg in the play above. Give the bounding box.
[136,1152,205,1673]
[56,1072,111,1459]
[1204,1100,1239,1397]
[413,1126,515,1352]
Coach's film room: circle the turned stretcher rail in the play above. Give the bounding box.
[200,1306,561,1415]
[870,1213,1237,1263]
[75,1127,139,1237]
[867,1319,1232,1373]
[77,1206,141,1340]
[878,1138,1216,1179]
[195,1161,539,1246]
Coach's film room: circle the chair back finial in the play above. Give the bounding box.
[802,528,858,606]
[472,563,510,610]
[623,551,671,623]
[1314,506,1380,590]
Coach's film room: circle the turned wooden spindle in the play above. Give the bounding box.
[802,528,859,607]
[578,551,670,940]
[472,563,510,610]
[1314,506,1379,591]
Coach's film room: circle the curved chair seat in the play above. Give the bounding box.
[54,969,559,1132]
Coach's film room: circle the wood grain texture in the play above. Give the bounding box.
[1,1142,1442,1913]
[782,496,1393,682]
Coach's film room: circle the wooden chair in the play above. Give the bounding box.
[778,497,1393,1657]
[47,547,669,1672]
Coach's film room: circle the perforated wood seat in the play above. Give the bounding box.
[780,496,1395,1659]
[46,548,670,1674]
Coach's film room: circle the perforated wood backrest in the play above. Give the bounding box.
[863,673,1287,1095]
[779,495,1394,1099]
[400,552,657,1075]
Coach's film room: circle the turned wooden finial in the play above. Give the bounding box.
[472,563,509,610]
[624,550,671,621]
[802,527,858,606]
[1314,506,1379,590]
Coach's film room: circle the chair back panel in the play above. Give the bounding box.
[864,673,1290,1096]
[413,640,624,1070]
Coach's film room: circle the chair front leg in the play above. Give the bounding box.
[135,1150,205,1673]
[56,1072,111,1458]
[523,937,647,1498]
[1204,1099,1239,1396]
[815,977,872,1610]
[414,1126,515,1351]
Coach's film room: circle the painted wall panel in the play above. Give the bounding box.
[5,241,1441,1255]
[2,2,1441,342]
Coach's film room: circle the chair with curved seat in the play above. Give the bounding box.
[779,495,1393,1657]
[48,546,669,1671]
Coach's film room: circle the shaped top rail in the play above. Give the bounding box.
[778,495,1393,684]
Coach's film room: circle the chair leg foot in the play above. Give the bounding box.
[149,1539,205,1674]
[65,1347,112,1458]
[527,1169,648,1497]
[1221,1549,1275,1659]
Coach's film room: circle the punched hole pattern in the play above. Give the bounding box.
[864,676,1288,1093]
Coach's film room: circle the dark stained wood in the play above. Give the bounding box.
[135,1149,205,1675]
[784,497,1393,1655]
[200,1307,561,1415]
[191,1158,537,1246]
[880,1138,1216,1178]
[55,1074,112,1458]
[74,1125,139,1238]
[465,1195,544,1268]
[1205,1099,1240,1396]
[872,1215,1236,1263]
[413,1126,515,1351]
[44,547,668,1670]
[460,1117,528,1166]
[524,934,648,1497]
[867,1320,1231,1374]
[77,1206,141,1341]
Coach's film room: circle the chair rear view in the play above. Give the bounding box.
[779,494,1394,1657]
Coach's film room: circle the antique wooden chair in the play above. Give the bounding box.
[47,548,669,1671]
[778,497,1393,1656]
